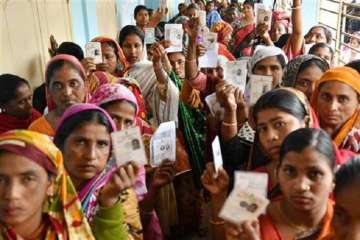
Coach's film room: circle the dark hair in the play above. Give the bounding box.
[275,33,290,49]
[279,128,336,170]
[307,26,333,44]
[298,58,329,76]
[243,0,255,8]
[118,25,144,47]
[54,110,113,149]
[309,43,334,59]
[345,59,360,73]
[100,99,137,113]
[0,74,30,105]
[187,3,200,11]
[335,156,360,194]
[102,41,119,60]
[134,5,148,18]
[253,89,308,124]
[276,54,287,69]
[56,42,84,61]
[46,60,84,85]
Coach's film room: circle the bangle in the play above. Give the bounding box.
[209,219,225,225]
[222,121,237,127]
[291,5,301,10]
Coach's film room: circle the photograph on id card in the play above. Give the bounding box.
[85,42,102,64]
[111,126,147,167]
[224,60,248,92]
[144,28,156,44]
[165,24,183,52]
[248,74,273,105]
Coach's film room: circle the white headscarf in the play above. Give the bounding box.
[248,45,288,73]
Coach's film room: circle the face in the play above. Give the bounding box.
[103,101,136,131]
[206,2,215,12]
[48,64,85,114]
[256,108,306,161]
[168,52,185,79]
[187,7,197,18]
[135,9,149,28]
[3,83,33,118]
[179,4,187,16]
[253,56,284,88]
[271,22,287,42]
[311,47,333,66]
[62,122,110,188]
[0,152,50,230]
[333,182,360,240]
[295,64,324,100]
[317,81,359,132]
[96,43,118,74]
[203,66,224,79]
[243,4,254,19]
[306,27,327,44]
[350,37,360,48]
[122,34,144,65]
[226,10,238,23]
[278,147,334,212]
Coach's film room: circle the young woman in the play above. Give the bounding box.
[54,103,138,239]
[118,25,179,127]
[0,130,95,239]
[29,54,88,137]
[309,43,335,67]
[332,156,360,239]
[0,74,41,134]
[311,66,360,153]
[282,54,329,99]
[226,128,336,239]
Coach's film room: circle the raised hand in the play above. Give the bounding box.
[150,159,176,190]
[201,162,229,196]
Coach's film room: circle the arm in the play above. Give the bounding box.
[289,0,303,54]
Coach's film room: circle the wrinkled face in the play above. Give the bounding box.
[256,108,305,161]
[168,52,185,79]
[135,9,149,28]
[253,56,284,88]
[311,47,333,66]
[62,122,110,189]
[316,81,359,133]
[2,83,33,118]
[295,64,324,100]
[243,4,254,19]
[48,64,86,114]
[271,22,287,42]
[103,100,136,131]
[0,152,50,231]
[306,27,327,44]
[333,182,360,240]
[278,147,334,212]
[97,43,118,74]
[122,34,144,65]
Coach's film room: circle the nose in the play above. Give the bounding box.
[294,176,311,192]
[329,99,340,111]
[117,121,125,131]
[4,181,21,201]
[264,67,272,76]
[85,144,97,161]
[62,85,72,97]
[265,128,279,143]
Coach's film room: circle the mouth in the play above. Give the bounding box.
[291,195,313,207]
[78,164,97,172]
[2,206,22,218]
[268,146,280,156]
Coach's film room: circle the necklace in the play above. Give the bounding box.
[276,203,321,239]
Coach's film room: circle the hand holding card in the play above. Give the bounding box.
[85,42,102,64]
[212,136,223,178]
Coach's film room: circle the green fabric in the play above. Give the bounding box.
[92,201,128,240]
[170,72,206,188]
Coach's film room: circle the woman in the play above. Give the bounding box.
[332,156,360,239]
[29,54,88,137]
[0,130,95,239]
[282,55,329,99]
[225,128,336,239]
[0,74,41,134]
[270,10,290,43]
[54,103,141,239]
[311,66,360,153]
[89,36,147,120]
[118,25,179,127]
[232,0,255,57]
[309,43,335,67]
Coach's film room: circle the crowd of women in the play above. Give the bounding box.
[0,0,360,239]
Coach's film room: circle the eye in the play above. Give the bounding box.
[338,96,349,104]
[256,126,267,133]
[282,166,296,177]
[0,176,6,185]
[125,119,134,126]
[320,93,332,102]
[52,82,63,90]
[274,121,286,129]
[97,140,109,148]
[69,80,80,88]
[308,170,323,181]
[75,139,86,146]
[22,175,36,184]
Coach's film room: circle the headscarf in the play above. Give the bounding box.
[211,20,233,45]
[249,45,288,73]
[271,10,290,31]
[91,36,129,76]
[0,130,94,240]
[311,66,360,151]
[282,54,329,87]
[206,10,222,29]
[45,54,88,111]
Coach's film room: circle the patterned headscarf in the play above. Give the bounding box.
[282,54,329,87]
[0,130,94,240]
[211,20,233,45]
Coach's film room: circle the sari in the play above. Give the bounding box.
[311,66,360,153]
[125,59,179,128]
[0,130,95,240]
[0,109,41,134]
[232,23,255,57]
[55,103,143,240]
[29,54,89,137]
[211,20,233,45]
[259,200,334,240]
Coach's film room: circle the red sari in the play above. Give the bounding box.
[0,109,41,134]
